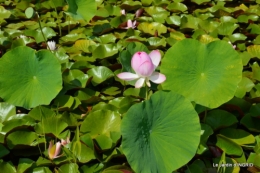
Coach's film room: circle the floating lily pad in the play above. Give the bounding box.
[161,39,242,108]
[0,46,62,109]
[121,91,200,173]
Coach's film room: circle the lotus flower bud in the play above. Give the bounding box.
[131,52,155,77]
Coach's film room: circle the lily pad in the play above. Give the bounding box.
[121,91,200,173]
[0,46,62,109]
[161,39,242,108]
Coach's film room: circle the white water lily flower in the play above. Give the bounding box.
[121,9,126,15]
[117,50,166,88]
[19,35,26,38]
[47,41,56,51]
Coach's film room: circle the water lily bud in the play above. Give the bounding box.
[47,41,56,51]
[131,52,155,77]
[48,141,62,160]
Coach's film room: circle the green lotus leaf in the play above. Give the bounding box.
[191,0,210,5]
[253,35,260,45]
[80,110,121,138]
[121,91,200,173]
[217,22,239,36]
[62,69,89,90]
[108,96,137,114]
[120,1,142,11]
[58,163,79,173]
[92,102,118,113]
[17,158,34,173]
[92,44,118,59]
[98,34,117,44]
[240,51,252,66]
[80,163,104,173]
[216,134,243,156]
[6,130,37,149]
[0,160,16,173]
[185,160,205,173]
[60,33,87,44]
[166,16,181,26]
[249,103,260,118]
[102,87,121,96]
[54,47,69,63]
[235,77,255,98]
[54,95,75,110]
[180,15,201,30]
[123,88,146,98]
[0,46,62,109]
[74,39,97,53]
[75,88,103,104]
[247,45,260,59]
[95,134,113,150]
[241,113,260,132]
[205,110,238,130]
[0,102,15,123]
[161,39,242,108]
[24,27,56,43]
[87,66,114,86]
[229,33,247,42]
[66,0,97,22]
[34,115,68,138]
[247,24,260,34]
[219,128,255,145]
[28,106,56,121]
[198,20,219,33]
[2,114,35,134]
[33,167,52,173]
[0,144,9,158]
[213,157,240,173]
[167,2,187,12]
[25,7,35,19]
[197,123,213,155]
[93,23,112,35]
[145,6,170,23]
[110,16,126,28]
[70,140,95,163]
[138,22,167,36]
[0,6,11,19]
[147,37,166,48]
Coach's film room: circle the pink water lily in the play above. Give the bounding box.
[48,141,62,160]
[124,19,136,29]
[61,137,70,146]
[117,50,166,88]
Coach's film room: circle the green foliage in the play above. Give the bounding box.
[0,0,259,172]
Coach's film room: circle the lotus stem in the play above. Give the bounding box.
[36,12,51,50]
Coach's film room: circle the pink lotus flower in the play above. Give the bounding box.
[48,141,62,160]
[117,50,166,88]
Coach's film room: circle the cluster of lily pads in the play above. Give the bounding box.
[0,0,260,173]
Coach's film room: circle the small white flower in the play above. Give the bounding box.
[121,9,126,15]
[19,35,26,38]
[47,41,56,51]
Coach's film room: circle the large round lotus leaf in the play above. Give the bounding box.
[0,46,62,109]
[121,91,200,173]
[161,39,242,108]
